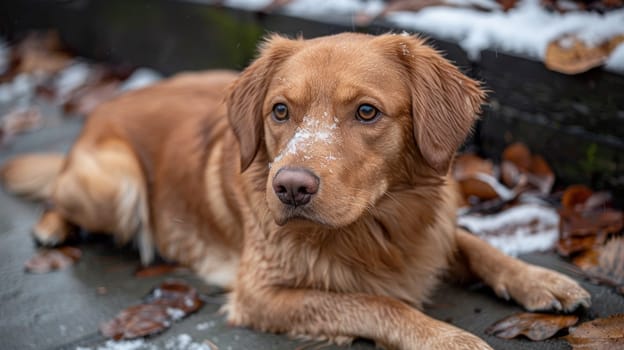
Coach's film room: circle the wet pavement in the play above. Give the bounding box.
[1,106,623,350]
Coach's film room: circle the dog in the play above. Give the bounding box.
[1,33,591,349]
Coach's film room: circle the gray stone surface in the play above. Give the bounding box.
[1,111,623,350]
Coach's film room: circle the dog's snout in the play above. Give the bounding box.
[272,168,319,207]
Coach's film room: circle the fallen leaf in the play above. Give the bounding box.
[485,312,578,341]
[501,160,527,189]
[24,246,81,273]
[573,237,624,292]
[528,155,555,194]
[100,279,203,340]
[545,34,624,75]
[134,264,185,278]
[100,304,171,340]
[454,154,507,202]
[562,185,594,211]
[144,280,203,314]
[565,314,624,349]
[503,143,532,172]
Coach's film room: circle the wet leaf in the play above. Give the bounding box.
[100,304,171,340]
[454,154,507,202]
[501,160,527,189]
[134,264,185,278]
[562,185,594,211]
[100,279,203,340]
[545,34,624,75]
[573,237,624,292]
[528,155,554,194]
[485,312,578,341]
[564,314,624,349]
[24,246,81,273]
[503,143,532,172]
[453,153,495,179]
[144,280,203,314]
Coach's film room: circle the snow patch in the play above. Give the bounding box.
[605,42,624,73]
[458,204,559,256]
[55,62,91,99]
[196,320,216,331]
[222,0,624,69]
[166,307,185,320]
[120,68,162,91]
[272,114,338,164]
[76,334,214,350]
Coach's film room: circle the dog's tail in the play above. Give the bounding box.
[0,153,65,200]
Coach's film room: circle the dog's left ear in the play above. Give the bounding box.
[376,34,486,175]
[227,34,303,172]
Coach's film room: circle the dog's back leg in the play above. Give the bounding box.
[45,140,154,264]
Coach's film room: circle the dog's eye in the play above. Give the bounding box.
[272,103,289,122]
[356,104,380,123]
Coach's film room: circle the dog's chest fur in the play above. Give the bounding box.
[241,183,458,308]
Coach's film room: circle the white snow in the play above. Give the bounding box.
[272,114,338,165]
[389,0,624,63]
[196,320,216,331]
[0,73,46,108]
[76,334,214,350]
[606,42,624,72]
[164,334,214,350]
[458,204,559,256]
[55,62,91,100]
[166,307,186,321]
[224,0,624,73]
[120,68,162,91]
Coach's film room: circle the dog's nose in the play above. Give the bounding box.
[272,168,319,207]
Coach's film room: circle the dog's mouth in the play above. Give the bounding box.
[272,205,335,227]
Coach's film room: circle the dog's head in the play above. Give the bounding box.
[227,33,485,228]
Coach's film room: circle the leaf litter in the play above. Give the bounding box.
[485,312,578,340]
[454,142,624,344]
[24,246,81,273]
[100,280,204,340]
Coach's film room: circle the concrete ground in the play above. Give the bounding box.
[1,104,623,350]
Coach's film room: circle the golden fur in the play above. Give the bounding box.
[1,33,590,349]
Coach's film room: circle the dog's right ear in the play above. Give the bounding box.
[227,34,302,172]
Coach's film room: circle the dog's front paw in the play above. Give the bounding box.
[32,210,74,246]
[492,263,591,312]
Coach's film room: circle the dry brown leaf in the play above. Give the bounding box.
[454,153,495,179]
[453,154,506,201]
[557,235,598,257]
[565,314,624,349]
[562,185,594,211]
[545,34,624,75]
[100,279,203,340]
[528,155,555,194]
[503,143,532,172]
[24,246,81,273]
[100,303,171,340]
[485,312,578,341]
[573,237,624,292]
[144,280,203,314]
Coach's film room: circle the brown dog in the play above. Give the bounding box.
[1,33,590,349]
